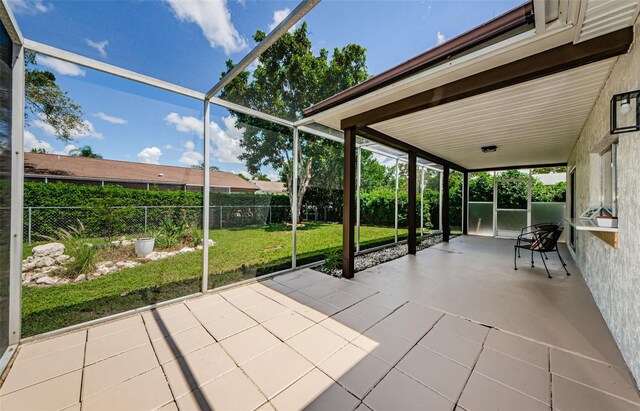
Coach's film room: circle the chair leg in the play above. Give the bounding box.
[514,247,518,270]
[540,252,552,279]
[531,250,535,268]
[556,248,567,266]
[556,249,570,276]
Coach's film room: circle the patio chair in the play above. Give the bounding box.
[514,225,570,278]
[515,222,560,259]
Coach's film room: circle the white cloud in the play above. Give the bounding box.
[53,144,78,156]
[178,150,203,166]
[94,112,127,124]
[137,146,163,164]
[210,115,244,163]
[165,112,244,164]
[165,112,204,136]
[178,140,203,166]
[184,140,196,151]
[85,39,109,58]
[436,31,446,45]
[24,130,53,152]
[32,115,103,140]
[8,0,52,14]
[35,55,85,77]
[268,8,292,32]
[164,0,246,55]
[31,117,56,136]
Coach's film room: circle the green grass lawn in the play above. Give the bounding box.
[22,223,407,337]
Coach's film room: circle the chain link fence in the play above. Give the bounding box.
[24,204,340,244]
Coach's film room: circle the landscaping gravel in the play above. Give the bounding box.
[315,233,444,277]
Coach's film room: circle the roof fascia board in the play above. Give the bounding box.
[304,2,534,116]
[310,24,576,128]
[341,27,633,129]
[25,174,253,189]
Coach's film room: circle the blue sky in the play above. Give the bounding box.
[13,0,523,178]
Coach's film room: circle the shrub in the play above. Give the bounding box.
[153,210,189,249]
[45,221,99,278]
[323,250,342,271]
[65,243,98,278]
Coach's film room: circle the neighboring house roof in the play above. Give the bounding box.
[533,173,565,186]
[251,179,287,194]
[24,152,258,191]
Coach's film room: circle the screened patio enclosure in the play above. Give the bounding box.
[0,0,638,392]
[0,0,467,365]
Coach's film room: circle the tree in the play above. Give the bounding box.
[69,145,102,159]
[220,23,368,221]
[191,162,220,171]
[251,172,270,181]
[360,152,394,191]
[469,172,493,201]
[25,51,87,142]
[30,147,48,154]
[531,166,566,174]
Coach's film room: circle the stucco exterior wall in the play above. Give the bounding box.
[567,18,640,386]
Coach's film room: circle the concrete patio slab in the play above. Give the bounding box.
[2,236,638,410]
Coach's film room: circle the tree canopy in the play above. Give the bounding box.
[220,23,368,219]
[69,145,102,159]
[25,51,87,143]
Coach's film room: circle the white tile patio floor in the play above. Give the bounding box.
[1,236,639,410]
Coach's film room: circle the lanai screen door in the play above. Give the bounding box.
[493,174,531,238]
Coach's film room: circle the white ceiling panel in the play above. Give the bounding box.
[369,58,615,170]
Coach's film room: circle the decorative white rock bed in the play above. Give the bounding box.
[21,239,215,287]
[316,233,444,277]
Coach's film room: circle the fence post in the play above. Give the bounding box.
[28,207,32,245]
[220,206,223,229]
[269,206,272,224]
[144,206,148,235]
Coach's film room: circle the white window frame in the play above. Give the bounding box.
[600,142,618,217]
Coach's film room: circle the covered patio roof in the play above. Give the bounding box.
[303,0,638,171]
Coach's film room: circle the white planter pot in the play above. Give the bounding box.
[134,238,155,258]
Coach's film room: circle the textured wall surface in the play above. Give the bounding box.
[567,18,640,387]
